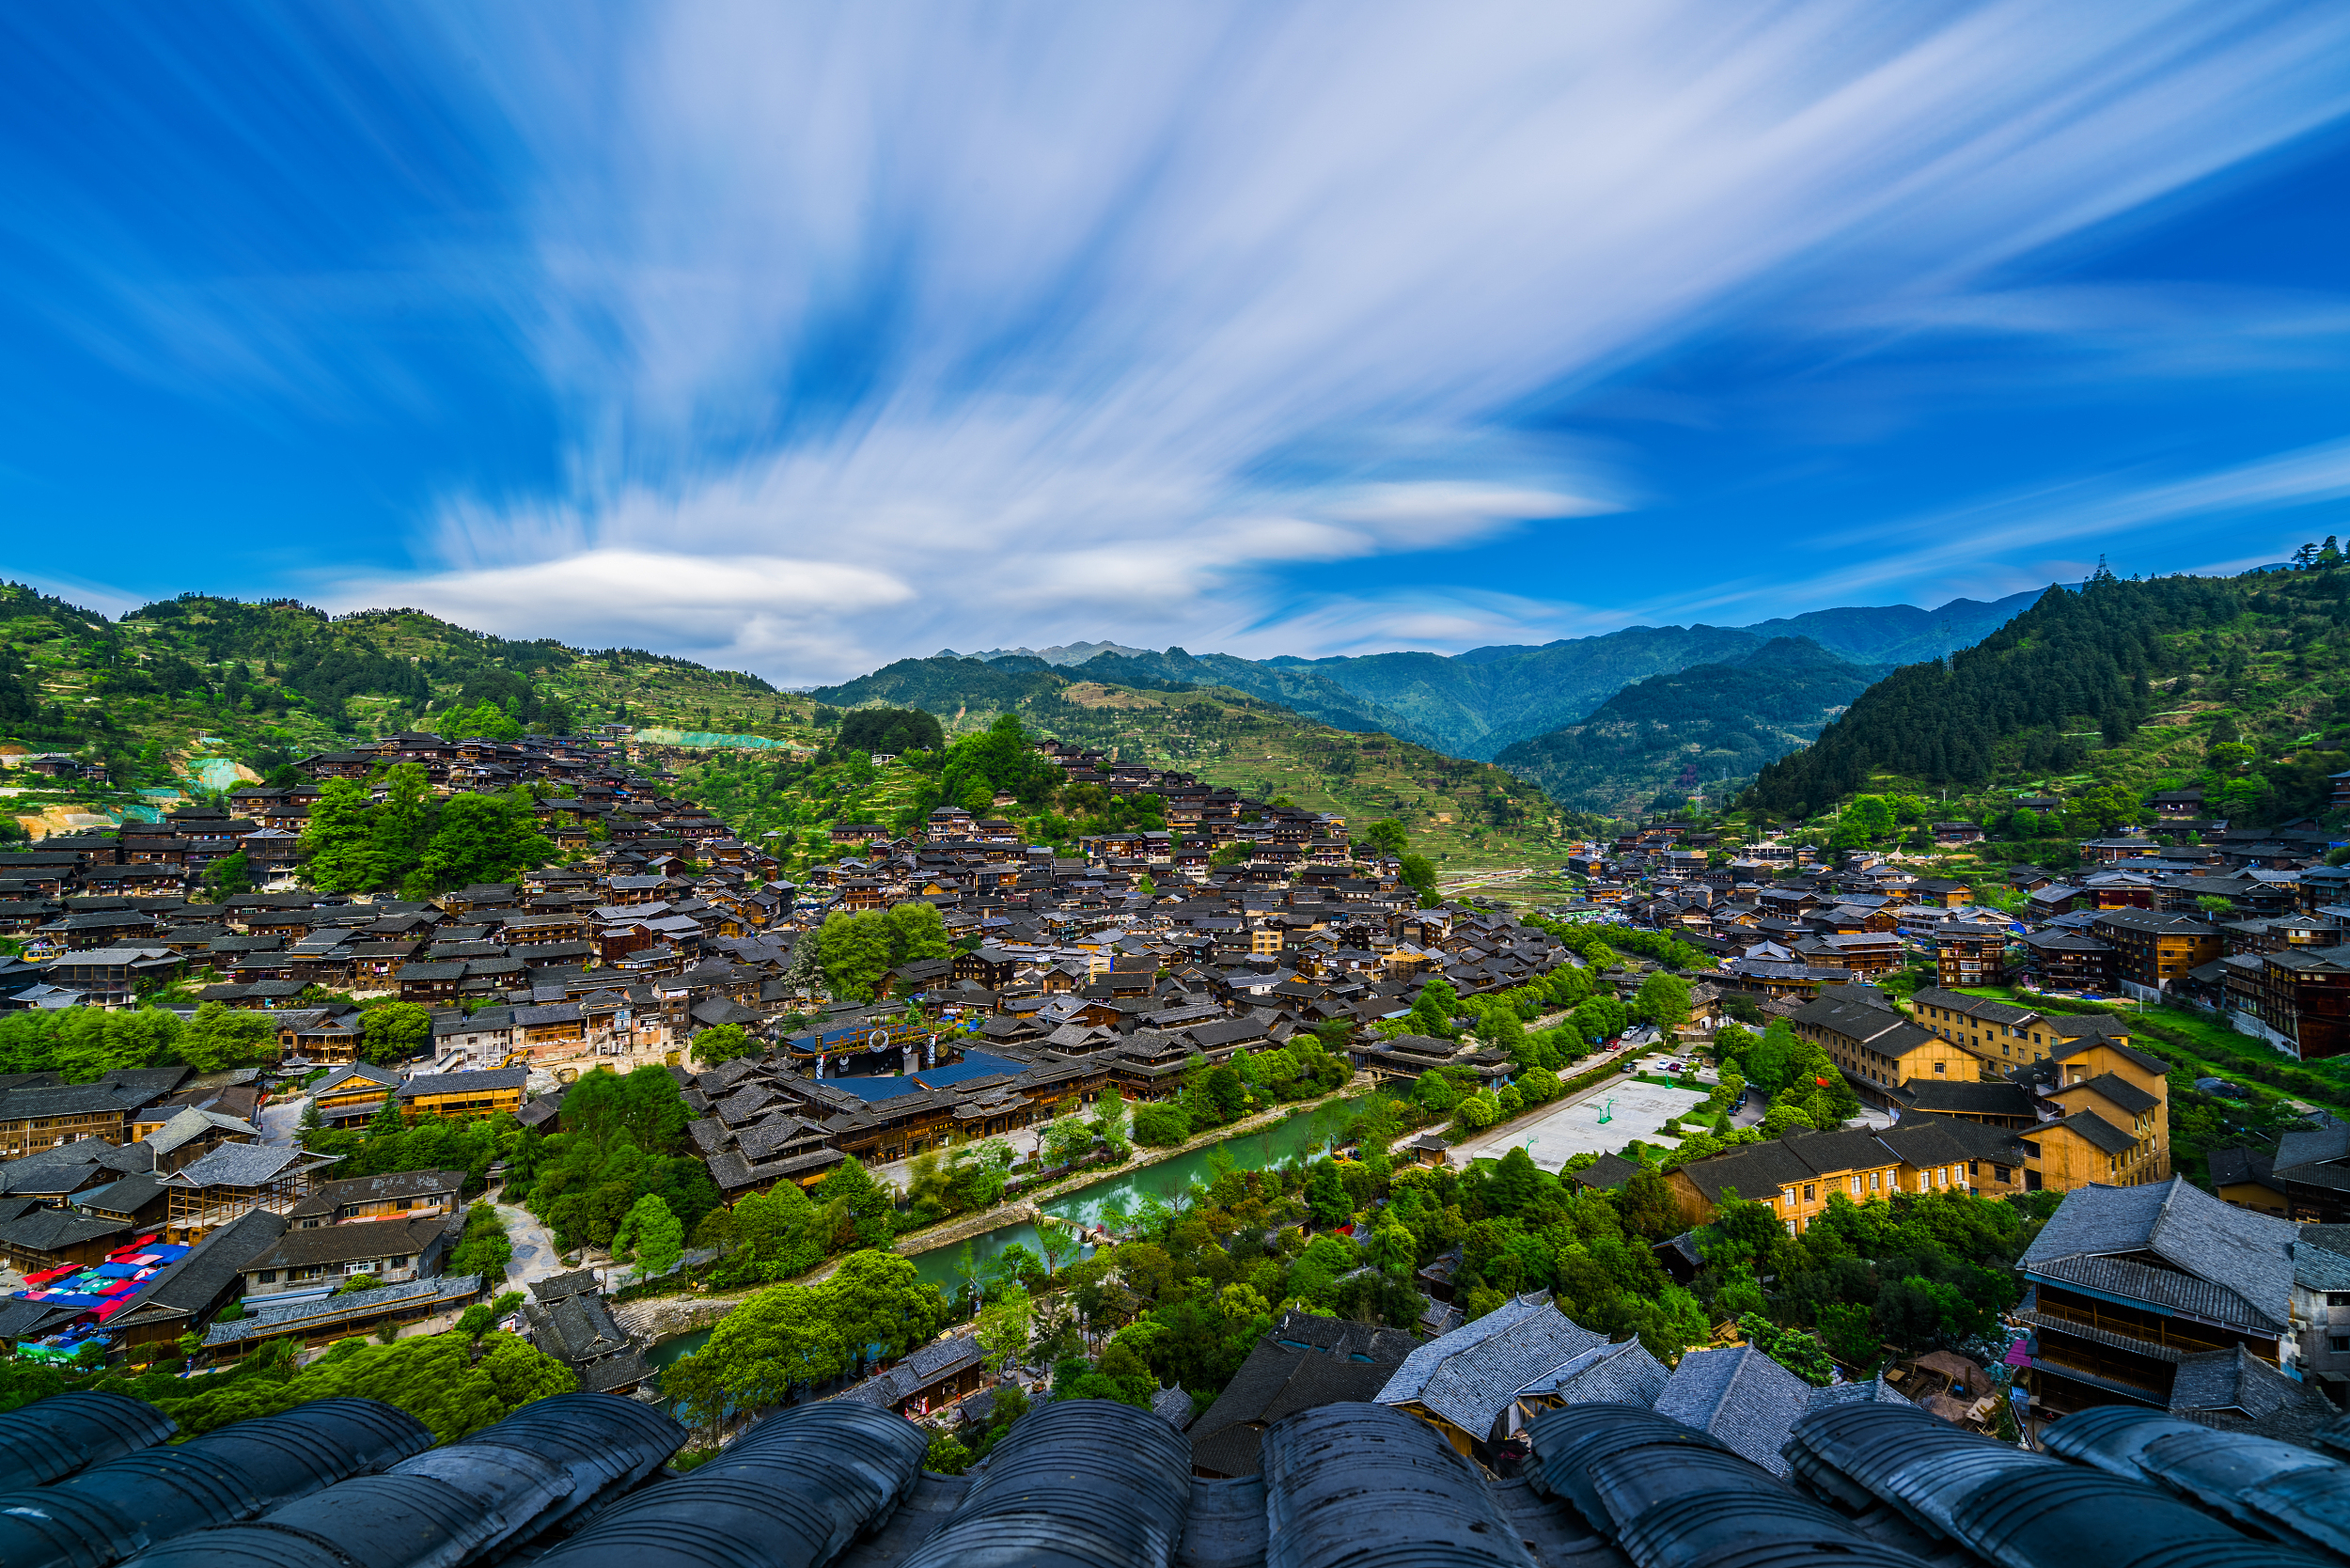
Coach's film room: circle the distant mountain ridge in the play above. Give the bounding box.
[947,590,2037,760]
[939,639,1155,666]
[1494,636,1892,814]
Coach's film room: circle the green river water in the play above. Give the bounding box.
[647,1095,1364,1371]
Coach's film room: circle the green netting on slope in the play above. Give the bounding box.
[185,757,245,791]
[631,728,803,749]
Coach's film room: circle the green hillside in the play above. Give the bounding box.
[1746,557,2350,827]
[786,656,1593,869]
[0,586,829,830]
[1495,637,1888,816]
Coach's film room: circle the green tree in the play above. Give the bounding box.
[367,763,433,886]
[1815,1301,1880,1369]
[815,909,896,1002]
[2066,783,2143,835]
[614,1193,683,1278]
[360,1001,434,1065]
[300,778,378,892]
[1132,1103,1190,1147]
[1089,1087,1131,1157]
[822,1248,949,1363]
[976,1281,1035,1371]
[1633,972,1692,1033]
[154,1331,573,1444]
[1411,1069,1458,1114]
[1361,819,1410,859]
[1406,979,1462,1039]
[447,1202,513,1278]
[414,789,554,891]
[1841,795,1896,842]
[691,1023,757,1065]
[176,1002,275,1074]
[665,1283,847,1419]
[1739,1312,1836,1386]
[1040,1114,1095,1168]
[0,1013,143,1085]
[202,850,254,901]
[1304,1159,1351,1226]
[1569,995,1629,1044]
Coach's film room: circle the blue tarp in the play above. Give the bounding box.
[824,1051,1026,1103]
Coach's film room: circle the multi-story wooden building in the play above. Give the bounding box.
[392,1066,529,1122]
[2015,931,2117,994]
[310,1062,403,1129]
[2236,943,2350,1062]
[1667,1120,1984,1236]
[1934,919,2013,989]
[2090,910,2225,994]
[2017,1176,2300,1418]
[1908,988,2079,1071]
[289,1167,466,1230]
[1787,988,1978,1103]
[0,1078,156,1159]
[160,1142,338,1243]
[2024,1033,2171,1191]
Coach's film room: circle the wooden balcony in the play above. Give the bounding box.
[2023,1296,2271,1363]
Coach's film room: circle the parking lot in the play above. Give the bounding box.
[1447,1072,1715,1171]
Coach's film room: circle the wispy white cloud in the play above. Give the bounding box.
[283,0,2350,677]
[1745,435,2350,610]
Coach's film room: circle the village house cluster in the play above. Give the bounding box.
[0,728,1600,1293]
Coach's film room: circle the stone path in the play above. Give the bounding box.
[493,1201,569,1293]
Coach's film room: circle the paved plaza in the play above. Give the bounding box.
[1449,1074,1714,1171]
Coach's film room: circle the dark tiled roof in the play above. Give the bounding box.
[241,1213,446,1271]
[1374,1294,1604,1441]
[1653,1345,1813,1476]
[2042,1107,2138,1157]
[2023,1176,2296,1333]
[0,1205,131,1253]
[165,1141,324,1188]
[1895,1080,2037,1118]
[2060,1071,2159,1117]
[393,1067,529,1099]
[1190,1331,1407,1477]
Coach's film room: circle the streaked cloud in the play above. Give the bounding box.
[6,2,2349,679]
[369,0,2350,677]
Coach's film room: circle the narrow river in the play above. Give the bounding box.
[648,1094,1365,1370]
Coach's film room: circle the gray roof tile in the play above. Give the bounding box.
[1374,1294,1605,1442]
[2022,1176,2297,1333]
[1653,1345,1813,1475]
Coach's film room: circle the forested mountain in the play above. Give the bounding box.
[1060,650,1449,749]
[1747,559,2350,824]
[962,590,2036,760]
[1495,638,1889,815]
[695,674,1579,869]
[806,655,1078,717]
[0,587,819,824]
[803,654,1578,859]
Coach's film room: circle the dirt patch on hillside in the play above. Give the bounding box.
[10,804,117,836]
[1060,682,1169,710]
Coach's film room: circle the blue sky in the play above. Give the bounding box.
[4,2,2348,683]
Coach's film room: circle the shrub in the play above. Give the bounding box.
[1131,1103,1190,1147]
